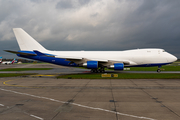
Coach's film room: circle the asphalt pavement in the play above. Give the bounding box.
[0,63,180,120]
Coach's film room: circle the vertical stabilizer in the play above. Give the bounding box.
[11,58,16,64]
[13,28,47,51]
[0,56,2,63]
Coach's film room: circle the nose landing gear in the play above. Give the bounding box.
[157,66,161,73]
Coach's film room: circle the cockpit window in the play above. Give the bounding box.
[162,50,165,52]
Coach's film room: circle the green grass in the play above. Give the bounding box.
[128,66,180,71]
[0,68,52,71]
[0,73,35,77]
[57,73,180,79]
[78,64,180,71]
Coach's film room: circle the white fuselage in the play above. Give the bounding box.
[2,61,12,65]
[45,48,177,66]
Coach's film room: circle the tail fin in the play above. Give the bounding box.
[0,57,2,63]
[13,28,47,51]
[11,59,16,64]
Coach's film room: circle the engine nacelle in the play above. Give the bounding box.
[83,61,98,69]
[109,63,124,70]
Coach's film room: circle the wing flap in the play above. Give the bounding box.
[55,55,82,60]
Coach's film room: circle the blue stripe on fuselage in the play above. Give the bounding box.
[18,55,77,66]
[16,51,77,66]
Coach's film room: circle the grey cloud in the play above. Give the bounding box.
[0,40,19,59]
[90,13,99,18]
[78,0,91,5]
[56,0,73,9]
[30,0,43,3]
[56,0,91,9]
[0,0,180,58]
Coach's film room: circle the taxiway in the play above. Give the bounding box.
[0,64,180,120]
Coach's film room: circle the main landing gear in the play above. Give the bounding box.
[157,66,161,73]
[91,67,105,73]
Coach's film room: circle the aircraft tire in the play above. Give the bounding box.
[91,69,98,73]
[157,69,161,73]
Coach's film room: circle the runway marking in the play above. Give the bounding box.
[30,114,44,120]
[3,79,26,88]
[3,79,43,88]
[30,74,58,77]
[0,88,155,120]
[0,102,42,120]
[0,104,4,106]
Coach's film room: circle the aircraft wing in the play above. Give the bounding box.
[55,55,132,66]
[56,56,108,62]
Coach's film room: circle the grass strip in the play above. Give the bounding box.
[57,73,180,79]
[0,68,52,71]
[0,73,35,77]
[78,66,180,71]
[128,66,180,71]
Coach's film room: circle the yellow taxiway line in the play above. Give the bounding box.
[3,79,42,88]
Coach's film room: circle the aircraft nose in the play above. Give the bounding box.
[167,54,177,62]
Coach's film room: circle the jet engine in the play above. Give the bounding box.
[83,61,98,69]
[109,63,124,70]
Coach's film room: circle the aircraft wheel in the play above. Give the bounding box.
[101,69,105,73]
[91,69,98,73]
[99,67,105,73]
[99,68,104,73]
[157,69,161,73]
[91,69,95,73]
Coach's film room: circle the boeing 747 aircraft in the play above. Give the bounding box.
[5,28,177,72]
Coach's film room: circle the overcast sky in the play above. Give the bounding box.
[0,0,180,59]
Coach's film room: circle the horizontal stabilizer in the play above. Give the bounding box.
[4,50,37,56]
